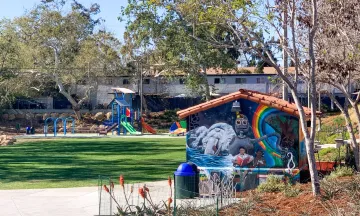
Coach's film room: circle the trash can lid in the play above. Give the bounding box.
[174,163,195,176]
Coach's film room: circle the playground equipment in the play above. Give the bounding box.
[169,120,187,136]
[99,88,142,135]
[141,117,157,134]
[44,116,75,137]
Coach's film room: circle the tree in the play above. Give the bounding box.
[315,0,360,170]
[0,19,34,109]
[147,0,321,195]
[120,0,240,100]
[14,0,102,118]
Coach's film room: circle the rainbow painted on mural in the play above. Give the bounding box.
[252,104,283,166]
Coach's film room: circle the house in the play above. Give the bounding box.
[177,89,312,191]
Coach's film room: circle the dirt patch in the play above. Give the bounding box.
[222,177,358,215]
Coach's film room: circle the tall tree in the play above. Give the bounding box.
[14,0,102,118]
[121,0,240,100]
[316,0,360,170]
[143,0,321,195]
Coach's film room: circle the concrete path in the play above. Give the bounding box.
[0,187,99,216]
[0,181,173,216]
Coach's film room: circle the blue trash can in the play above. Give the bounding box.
[174,163,195,199]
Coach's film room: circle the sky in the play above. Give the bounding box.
[0,0,128,41]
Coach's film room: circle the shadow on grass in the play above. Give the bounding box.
[0,138,186,185]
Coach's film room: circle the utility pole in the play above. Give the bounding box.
[140,62,143,135]
[282,1,289,101]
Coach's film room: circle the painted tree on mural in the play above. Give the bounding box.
[135,0,321,195]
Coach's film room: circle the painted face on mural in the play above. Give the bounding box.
[235,114,249,134]
[239,147,246,155]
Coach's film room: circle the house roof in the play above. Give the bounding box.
[204,67,296,75]
[177,89,318,119]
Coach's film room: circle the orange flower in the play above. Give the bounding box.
[167,197,173,207]
[168,176,172,186]
[144,186,149,192]
[103,185,110,193]
[138,188,146,198]
[119,175,124,187]
[110,181,114,189]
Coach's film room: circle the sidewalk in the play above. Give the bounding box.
[0,180,172,216]
[0,187,99,216]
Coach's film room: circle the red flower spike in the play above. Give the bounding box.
[167,197,173,207]
[138,188,146,198]
[119,175,124,187]
[168,176,172,187]
[103,185,110,193]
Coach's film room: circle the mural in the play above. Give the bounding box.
[186,98,304,191]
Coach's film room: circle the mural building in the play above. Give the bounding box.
[182,92,307,192]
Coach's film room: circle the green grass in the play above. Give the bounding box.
[0,138,186,189]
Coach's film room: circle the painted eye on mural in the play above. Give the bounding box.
[242,120,247,125]
[236,120,241,125]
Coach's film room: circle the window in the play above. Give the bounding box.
[235,78,247,84]
[256,77,265,83]
[123,79,130,85]
[179,78,185,84]
[143,79,150,84]
[106,78,113,85]
[214,78,226,84]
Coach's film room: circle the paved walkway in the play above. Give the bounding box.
[0,187,99,216]
[0,181,173,216]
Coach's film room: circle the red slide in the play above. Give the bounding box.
[141,118,157,134]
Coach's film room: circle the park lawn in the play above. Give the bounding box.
[0,137,186,189]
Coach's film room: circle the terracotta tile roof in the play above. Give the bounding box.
[204,67,296,75]
[177,89,318,119]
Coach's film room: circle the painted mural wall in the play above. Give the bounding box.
[186,98,305,191]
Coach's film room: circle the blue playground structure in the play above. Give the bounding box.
[99,87,140,135]
[44,116,75,137]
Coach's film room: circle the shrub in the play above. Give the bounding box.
[316,146,346,162]
[256,175,286,193]
[321,178,342,200]
[283,184,301,197]
[327,166,354,179]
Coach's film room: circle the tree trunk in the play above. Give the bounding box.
[307,0,321,196]
[328,93,360,170]
[290,89,320,196]
[53,73,82,120]
[202,67,211,101]
[344,104,359,170]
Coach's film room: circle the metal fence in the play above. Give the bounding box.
[98,174,239,216]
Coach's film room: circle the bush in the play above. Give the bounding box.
[328,166,354,179]
[257,175,286,193]
[316,146,346,162]
[321,178,342,200]
[283,184,301,197]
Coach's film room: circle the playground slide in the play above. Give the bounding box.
[99,123,118,135]
[120,121,140,134]
[142,121,157,134]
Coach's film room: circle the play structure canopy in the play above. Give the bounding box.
[111,87,135,94]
